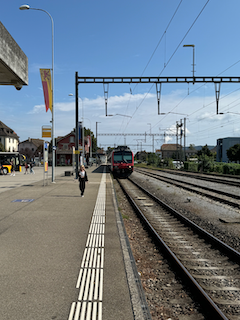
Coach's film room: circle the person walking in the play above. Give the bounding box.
[10,161,15,176]
[29,162,35,174]
[24,162,29,174]
[78,165,88,197]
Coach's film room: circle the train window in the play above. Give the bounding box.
[114,151,132,163]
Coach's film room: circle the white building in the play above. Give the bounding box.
[0,121,19,151]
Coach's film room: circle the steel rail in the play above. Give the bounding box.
[128,176,240,263]
[117,177,230,320]
[157,168,240,188]
[135,168,240,209]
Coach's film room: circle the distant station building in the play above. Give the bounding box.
[217,137,240,162]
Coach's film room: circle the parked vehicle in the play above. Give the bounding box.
[0,152,25,174]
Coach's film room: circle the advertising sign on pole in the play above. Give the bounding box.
[44,141,49,173]
[42,126,52,138]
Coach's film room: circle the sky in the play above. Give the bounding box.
[1,0,240,153]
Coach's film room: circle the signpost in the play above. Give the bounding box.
[43,141,49,186]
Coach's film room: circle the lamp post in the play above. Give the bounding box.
[96,122,101,152]
[183,44,195,84]
[84,118,92,158]
[20,4,55,183]
[69,91,85,174]
[147,123,154,152]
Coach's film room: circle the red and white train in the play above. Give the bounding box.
[108,146,134,178]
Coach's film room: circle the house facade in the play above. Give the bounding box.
[56,130,91,166]
[0,121,19,151]
[160,144,182,159]
[18,138,44,160]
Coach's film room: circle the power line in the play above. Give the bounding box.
[126,0,210,136]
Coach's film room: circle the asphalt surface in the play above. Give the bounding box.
[0,165,135,320]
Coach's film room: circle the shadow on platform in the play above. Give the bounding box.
[91,165,110,174]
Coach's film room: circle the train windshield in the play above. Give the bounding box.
[114,151,132,163]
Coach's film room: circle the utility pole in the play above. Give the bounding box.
[184,118,186,161]
[176,121,179,160]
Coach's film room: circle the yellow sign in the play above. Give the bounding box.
[42,126,51,138]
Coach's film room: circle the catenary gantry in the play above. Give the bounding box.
[76,74,240,115]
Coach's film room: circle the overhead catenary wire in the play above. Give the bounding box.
[123,0,210,148]
[115,0,183,146]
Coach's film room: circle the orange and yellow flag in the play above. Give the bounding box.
[40,69,52,113]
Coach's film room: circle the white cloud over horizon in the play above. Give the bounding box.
[4,88,240,153]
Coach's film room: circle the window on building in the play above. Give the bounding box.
[70,136,74,143]
[9,138,11,143]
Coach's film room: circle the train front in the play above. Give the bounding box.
[112,147,134,178]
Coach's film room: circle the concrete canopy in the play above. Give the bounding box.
[0,22,28,88]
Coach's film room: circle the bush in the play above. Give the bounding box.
[212,163,224,174]
[184,162,198,172]
[222,163,240,175]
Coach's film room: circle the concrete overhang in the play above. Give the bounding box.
[0,22,28,88]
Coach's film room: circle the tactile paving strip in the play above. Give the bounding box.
[68,173,106,320]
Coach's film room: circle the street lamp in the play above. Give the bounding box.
[183,44,195,84]
[20,4,55,183]
[69,92,85,169]
[96,122,101,152]
[84,117,92,158]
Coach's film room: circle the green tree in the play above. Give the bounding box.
[227,144,240,162]
[197,145,214,172]
[189,144,195,150]
[147,152,160,166]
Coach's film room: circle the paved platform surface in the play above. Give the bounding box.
[0,165,148,320]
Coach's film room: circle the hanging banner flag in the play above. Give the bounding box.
[40,69,52,113]
[87,135,91,147]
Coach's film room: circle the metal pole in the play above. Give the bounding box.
[96,122,98,150]
[90,135,92,158]
[184,117,186,161]
[176,122,178,160]
[23,7,55,182]
[75,72,79,179]
[180,119,183,162]
[82,118,84,165]
[193,46,195,79]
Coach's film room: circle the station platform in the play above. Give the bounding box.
[0,165,150,320]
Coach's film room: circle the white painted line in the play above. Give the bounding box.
[92,302,97,319]
[74,302,81,320]
[80,302,86,320]
[76,268,83,289]
[68,302,76,320]
[86,302,92,319]
[99,302,102,320]
[89,269,95,300]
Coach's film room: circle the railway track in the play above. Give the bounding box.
[160,168,240,188]
[135,168,240,210]
[117,176,240,320]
